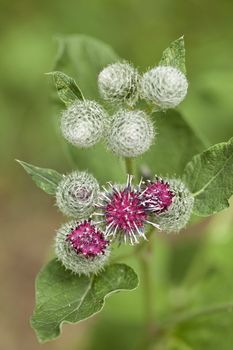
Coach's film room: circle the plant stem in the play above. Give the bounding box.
[158,301,233,330]
[123,157,154,348]
[139,232,154,348]
[124,157,134,175]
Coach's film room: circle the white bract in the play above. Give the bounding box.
[61,100,108,147]
[140,66,188,109]
[98,62,140,106]
[106,109,155,157]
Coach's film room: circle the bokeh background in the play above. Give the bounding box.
[1,0,233,349]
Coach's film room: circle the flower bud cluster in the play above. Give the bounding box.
[52,49,193,276]
[97,62,156,157]
[60,60,188,157]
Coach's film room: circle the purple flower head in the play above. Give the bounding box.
[67,220,109,258]
[96,176,160,244]
[142,177,174,214]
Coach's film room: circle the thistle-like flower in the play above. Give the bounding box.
[140,66,188,109]
[106,109,155,157]
[61,100,108,148]
[155,179,194,233]
[55,171,100,218]
[142,177,174,214]
[96,176,159,244]
[98,62,140,106]
[55,220,110,275]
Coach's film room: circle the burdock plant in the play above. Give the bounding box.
[17,35,233,348]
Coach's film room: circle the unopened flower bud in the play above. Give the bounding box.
[98,62,140,106]
[61,100,108,147]
[140,66,188,109]
[55,220,110,275]
[56,171,99,218]
[107,109,155,157]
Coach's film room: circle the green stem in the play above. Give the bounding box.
[159,301,233,330]
[124,157,134,175]
[123,157,154,348]
[139,232,154,347]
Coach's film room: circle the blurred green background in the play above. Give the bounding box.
[1,0,233,349]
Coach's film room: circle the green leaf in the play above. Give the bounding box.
[159,36,186,75]
[47,71,84,105]
[16,160,63,195]
[183,137,233,216]
[136,110,205,176]
[54,34,119,99]
[31,259,139,343]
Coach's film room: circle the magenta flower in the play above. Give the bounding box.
[142,177,174,214]
[96,176,159,244]
[67,220,109,258]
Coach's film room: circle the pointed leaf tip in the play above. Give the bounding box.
[17,160,63,195]
[159,36,186,75]
[47,71,84,105]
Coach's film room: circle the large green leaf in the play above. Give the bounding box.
[183,137,233,216]
[136,110,205,177]
[47,71,84,105]
[16,160,63,195]
[54,34,119,99]
[159,36,186,75]
[31,259,138,342]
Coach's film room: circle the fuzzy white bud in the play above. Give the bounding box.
[156,179,194,232]
[56,171,100,218]
[106,109,155,157]
[61,100,108,148]
[140,66,188,109]
[98,62,140,106]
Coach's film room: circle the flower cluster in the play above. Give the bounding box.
[60,61,188,159]
[54,172,193,274]
[52,59,191,275]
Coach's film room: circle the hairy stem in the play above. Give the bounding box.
[139,230,154,348]
[123,157,155,348]
[124,157,134,175]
